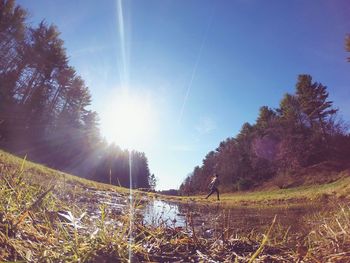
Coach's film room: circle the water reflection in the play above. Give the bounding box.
[142,200,186,227]
[142,199,324,237]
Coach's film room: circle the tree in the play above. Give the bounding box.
[0,0,154,189]
[278,93,304,130]
[131,151,151,189]
[180,73,349,194]
[296,74,337,137]
[256,106,276,132]
[148,173,157,191]
[0,0,27,144]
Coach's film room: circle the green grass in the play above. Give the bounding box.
[0,150,149,261]
[2,149,349,208]
[164,171,350,207]
[1,149,350,262]
[0,150,130,193]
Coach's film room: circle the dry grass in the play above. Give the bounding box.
[1,150,350,262]
[305,205,350,262]
[168,170,350,208]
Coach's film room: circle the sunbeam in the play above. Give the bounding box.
[116,0,129,88]
[115,1,134,261]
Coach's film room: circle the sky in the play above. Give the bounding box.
[17,0,350,190]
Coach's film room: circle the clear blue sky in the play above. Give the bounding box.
[18,0,350,189]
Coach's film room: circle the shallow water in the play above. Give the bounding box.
[142,200,187,227]
[68,187,326,240]
[142,199,326,237]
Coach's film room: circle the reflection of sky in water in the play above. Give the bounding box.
[142,200,186,227]
[142,199,325,237]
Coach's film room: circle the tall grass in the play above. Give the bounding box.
[1,151,350,262]
[0,155,139,262]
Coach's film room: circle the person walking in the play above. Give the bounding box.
[205,173,220,201]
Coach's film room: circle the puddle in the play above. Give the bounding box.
[141,199,326,237]
[142,200,186,227]
[57,186,327,240]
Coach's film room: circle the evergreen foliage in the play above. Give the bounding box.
[0,0,153,189]
[180,75,349,194]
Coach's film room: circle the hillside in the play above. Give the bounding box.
[0,150,134,261]
[176,167,350,207]
[0,150,130,194]
[180,74,350,195]
[0,0,153,191]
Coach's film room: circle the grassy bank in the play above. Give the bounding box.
[2,149,349,207]
[164,170,350,207]
[1,149,350,262]
[0,150,131,194]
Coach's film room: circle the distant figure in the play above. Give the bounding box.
[205,173,220,201]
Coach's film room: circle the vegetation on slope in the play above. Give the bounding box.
[172,167,350,209]
[0,0,155,190]
[2,150,350,262]
[180,74,350,195]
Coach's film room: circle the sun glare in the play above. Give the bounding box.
[101,89,157,150]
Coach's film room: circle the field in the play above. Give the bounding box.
[1,150,350,262]
[172,175,350,207]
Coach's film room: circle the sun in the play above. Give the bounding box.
[100,89,157,150]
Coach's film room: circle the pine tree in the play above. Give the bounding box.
[256,106,276,132]
[296,74,337,137]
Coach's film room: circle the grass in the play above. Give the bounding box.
[0,150,131,194]
[164,171,350,208]
[1,149,350,262]
[4,148,348,207]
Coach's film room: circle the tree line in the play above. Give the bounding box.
[0,0,156,190]
[180,50,350,194]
